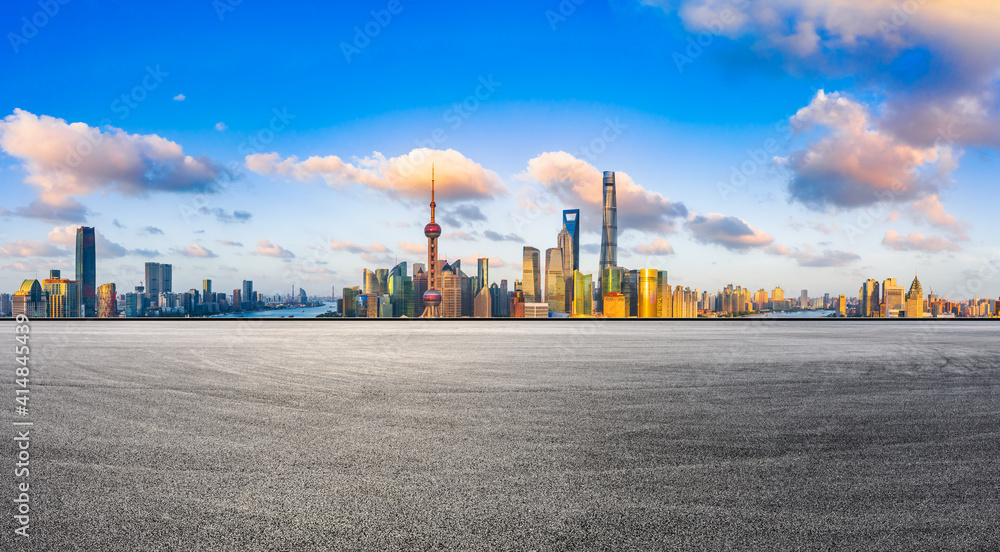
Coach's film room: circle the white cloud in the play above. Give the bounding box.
[0,109,231,222]
[882,230,961,253]
[215,122,227,131]
[247,148,506,202]
[684,213,774,250]
[173,94,186,102]
[253,239,295,259]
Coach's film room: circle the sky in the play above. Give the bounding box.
[2,0,1000,300]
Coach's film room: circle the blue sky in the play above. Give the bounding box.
[3,0,1000,300]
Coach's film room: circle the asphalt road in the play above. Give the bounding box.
[1,320,998,550]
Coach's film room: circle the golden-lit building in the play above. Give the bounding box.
[97,283,117,318]
[837,294,846,317]
[882,278,905,317]
[772,286,785,302]
[441,268,462,318]
[638,269,658,318]
[657,270,670,318]
[13,279,47,318]
[43,276,81,318]
[603,292,626,318]
[545,247,565,314]
[905,275,924,318]
[474,285,492,318]
[572,270,592,316]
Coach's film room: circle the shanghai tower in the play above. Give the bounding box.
[597,171,617,313]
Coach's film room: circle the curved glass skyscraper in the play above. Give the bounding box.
[597,171,617,313]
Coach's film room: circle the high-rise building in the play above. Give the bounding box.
[144,262,173,301]
[572,271,593,316]
[603,292,626,318]
[562,209,580,272]
[882,278,905,317]
[622,269,638,317]
[754,289,769,312]
[389,262,414,317]
[597,171,617,313]
[800,289,809,309]
[342,286,361,317]
[638,269,658,318]
[477,258,489,295]
[861,279,879,317]
[375,269,389,296]
[658,271,671,318]
[97,283,117,317]
[524,303,549,318]
[474,285,492,318]
[772,287,785,302]
[421,167,443,317]
[499,279,509,317]
[76,226,96,317]
[905,275,924,318]
[440,265,462,318]
[522,246,541,303]
[600,266,623,313]
[838,294,847,317]
[232,289,242,311]
[0,293,12,317]
[545,247,565,313]
[13,280,47,318]
[43,277,81,318]
[557,228,574,311]
[203,279,212,299]
[510,290,525,318]
[242,280,254,310]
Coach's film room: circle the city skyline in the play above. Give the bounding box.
[3,2,1000,299]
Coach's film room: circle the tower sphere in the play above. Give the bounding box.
[424,222,441,238]
[422,289,443,306]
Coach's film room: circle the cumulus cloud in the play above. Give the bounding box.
[521,151,688,232]
[253,239,295,259]
[216,239,243,247]
[177,244,218,258]
[246,148,506,202]
[173,94,186,101]
[908,194,968,240]
[440,203,487,227]
[882,230,961,253]
[635,238,675,256]
[398,242,426,255]
[215,122,227,132]
[784,91,956,210]
[0,239,67,257]
[0,109,232,222]
[684,213,774,250]
[767,244,861,267]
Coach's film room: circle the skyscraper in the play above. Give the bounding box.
[562,209,580,271]
[905,275,924,318]
[13,280,47,318]
[242,280,254,309]
[883,278,905,317]
[597,171,617,313]
[203,279,212,300]
[477,258,489,295]
[638,269,658,318]
[76,226,96,317]
[97,283,117,318]
[43,276,81,318]
[545,247,565,313]
[557,227,574,311]
[474,285,492,318]
[421,167,443,317]
[522,246,541,303]
[572,270,593,316]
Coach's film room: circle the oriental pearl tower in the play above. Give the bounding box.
[420,166,443,318]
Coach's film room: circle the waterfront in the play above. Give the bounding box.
[3,320,999,550]
[213,301,337,318]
